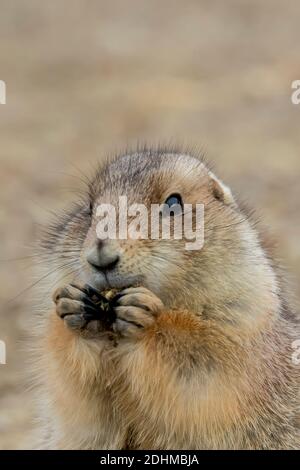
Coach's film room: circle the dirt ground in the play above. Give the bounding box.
[0,1,300,449]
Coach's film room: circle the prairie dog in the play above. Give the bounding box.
[32,148,299,449]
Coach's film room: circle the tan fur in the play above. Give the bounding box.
[31,148,300,449]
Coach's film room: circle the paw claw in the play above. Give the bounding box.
[64,313,88,330]
[53,283,114,332]
[112,287,163,338]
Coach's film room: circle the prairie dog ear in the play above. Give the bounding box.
[208,171,235,205]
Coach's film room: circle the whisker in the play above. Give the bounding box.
[205,217,249,232]
[151,252,186,273]
[45,265,81,297]
[0,249,81,263]
[4,260,79,305]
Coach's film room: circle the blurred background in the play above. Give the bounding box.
[0,0,299,449]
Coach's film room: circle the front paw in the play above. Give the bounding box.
[53,283,114,332]
[112,287,163,338]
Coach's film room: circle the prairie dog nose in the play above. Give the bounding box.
[86,240,120,270]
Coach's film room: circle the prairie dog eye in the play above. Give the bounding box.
[164,193,183,209]
[162,193,183,217]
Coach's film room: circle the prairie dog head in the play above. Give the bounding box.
[41,149,277,322]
